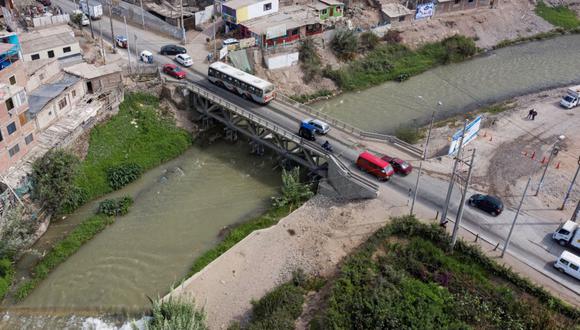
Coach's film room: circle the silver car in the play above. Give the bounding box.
[304,118,330,134]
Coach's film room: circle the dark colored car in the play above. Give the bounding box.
[162,64,186,79]
[468,194,504,216]
[160,44,187,55]
[380,155,413,175]
[298,122,316,141]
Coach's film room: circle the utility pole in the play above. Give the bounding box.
[451,148,476,248]
[410,111,435,216]
[440,119,468,226]
[86,6,95,39]
[124,16,132,73]
[535,135,565,196]
[109,1,116,53]
[572,200,580,222]
[99,18,106,64]
[560,156,580,210]
[134,33,138,72]
[180,0,186,45]
[213,16,217,60]
[502,176,532,258]
[139,0,145,27]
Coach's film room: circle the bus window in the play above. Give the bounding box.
[208,68,215,77]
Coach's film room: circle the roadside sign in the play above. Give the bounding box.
[219,46,228,59]
[448,116,482,155]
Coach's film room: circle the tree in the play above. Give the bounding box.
[273,168,314,208]
[31,149,81,213]
[359,31,379,51]
[331,29,358,60]
[0,206,37,259]
[299,38,322,82]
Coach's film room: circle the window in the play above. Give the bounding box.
[19,111,29,126]
[63,46,72,53]
[558,229,571,236]
[8,144,20,157]
[9,75,16,85]
[7,122,17,135]
[31,53,40,60]
[58,97,68,109]
[559,259,570,266]
[6,97,14,111]
[468,0,474,2]
[263,2,272,11]
[322,9,327,14]
[25,133,34,145]
[292,28,299,36]
[72,89,76,98]
[399,16,406,22]
[48,50,55,58]
[571,263,579,271]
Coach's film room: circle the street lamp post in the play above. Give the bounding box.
[535,135,565,196]
[502,176,532,258]
[561,156,580,210]
[440,119,468,225]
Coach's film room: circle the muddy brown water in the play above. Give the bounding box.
[1,142,281,329]
[314,34,580,133]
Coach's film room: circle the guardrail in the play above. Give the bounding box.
[276,93,423,157]
[328,154,380,193]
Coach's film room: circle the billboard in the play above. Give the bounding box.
[448,116,482,155]
[219,46,228,59]
[415,3,435,19]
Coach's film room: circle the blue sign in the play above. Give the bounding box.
[448,116,483,155]
[415,3,435,19]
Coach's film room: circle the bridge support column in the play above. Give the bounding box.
[249,141,265,156]
[224,128,238,142]
[201,116,213,131]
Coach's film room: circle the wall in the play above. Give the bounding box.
[245,0,279,21]
[25,60,61,91]
[436,0,491,14]
[264,51,298,69]
[195,4,215,26]
[34,80,86,131]
[23,42,82,62]
[32,14,70,27]
[327,156,379,200]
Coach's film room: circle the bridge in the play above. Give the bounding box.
[173,81,422,200]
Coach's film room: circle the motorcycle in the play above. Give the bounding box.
[322,141,333,153]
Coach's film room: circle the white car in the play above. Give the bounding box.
[304,118,330,135]
[223,38,239,46]
[175,54,193,67]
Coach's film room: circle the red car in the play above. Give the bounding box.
[162,64,186,79]
[356,151,395,181]
[380,155,413,175]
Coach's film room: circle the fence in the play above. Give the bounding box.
[95,0,184,39]
[32,14,70,27]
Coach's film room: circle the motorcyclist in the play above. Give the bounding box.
[322,140,332,151]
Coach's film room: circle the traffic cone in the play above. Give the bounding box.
[531,151,535,160]
[541,156,546,164]
[556,162,560,169]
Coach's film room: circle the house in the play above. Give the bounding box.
[222,0,279,30]
[239,6,323,48]
[19,25,82,63]
[434,0,493,15]
[379,3,414,26]
[308,0,344,20]
[64,62,123,95]
[0,33,36,174]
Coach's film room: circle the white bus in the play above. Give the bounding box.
[208,62,276,104]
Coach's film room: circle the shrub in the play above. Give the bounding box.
[147,297,207,330]
[331,29,358,60]
[106,163,143,190]
[272,167,314,208]
[395,125,423,144]
[535,1,580,29]
[383,29,402,44]
[98,196,134,216]
[0,206,38,259]
[359,31,379,51]
[31,149,81,213]
[441,35,477,63]
[300,38,322,82]
[0,258,14,300]
[249,283,305,328]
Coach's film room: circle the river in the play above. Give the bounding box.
[314,34,580,133]
[1,142,281,329]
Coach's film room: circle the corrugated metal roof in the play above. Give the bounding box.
[28,73,80,115]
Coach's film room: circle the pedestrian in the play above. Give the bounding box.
[527,109,534,120]
[531,109,538,120]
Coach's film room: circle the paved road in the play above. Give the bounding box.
[55,0,580,295]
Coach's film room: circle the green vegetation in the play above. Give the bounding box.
[289,90,334,103]
[66,92,192,212]
[327,35,477,91]
[98,196,134,216]
[479,101,517,114]
[0,258,14,300]
[272,168,314,208]
[310,216,580,329]
[147,297,207,330]
[331,29,358,60]
[299,38,323,83]
[395,125,424,144]
[31,149,81,213]
[359,31,380,51]
[15,215,115,300]
[535,1,580,29]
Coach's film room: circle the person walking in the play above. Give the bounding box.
[527,109,534,120]
[531,109,538,120]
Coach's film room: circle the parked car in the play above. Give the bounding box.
[175,53,193,67]
[160,44,186,55]
[553,251,580,280]
[71,10,89,26]
[162,64,186,79]
[380,155,413,175]
[223,38,239,46]
[356,151,394,181]
[115,35,127,48]
[298,121,316,141]
[468,194,504,216]
[303,118,330,135]
[552,220,580,248]
[140,50,153,63]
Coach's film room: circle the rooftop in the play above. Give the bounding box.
[145,2,193,18]
[223,0,272,10]
[25,58,58,77]
[308,2,329,11]
[64,62,121,79]
[241,5,321,36]
[381,3,413,18]
[319,0,344,6]
[28,73,80,115]
[20,28,77,54]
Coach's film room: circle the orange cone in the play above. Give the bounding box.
[556,162,560,169]
[541,156,546,164]
[531,151,535,160]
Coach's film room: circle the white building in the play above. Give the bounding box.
[19,25,82,63]
[222,0,279,28]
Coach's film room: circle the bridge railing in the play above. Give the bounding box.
[276,93,423,157]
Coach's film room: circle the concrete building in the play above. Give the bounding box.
[434,0,494,14]
[308,0,344,20]
[239,6,323,48]
[64,62,124,95]
[0,33,36,175]
[222,0,279,29]
[379,3,414,26]
[19,25,82,63]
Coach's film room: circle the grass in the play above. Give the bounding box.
[188,204,298,277]
[147,296,207,330]
[394,125,424,144]
[0,258,14,300]
[310,216,580,328]
[290,89,334,104]
[15,215,115,300]
[535,1,580,29]
[479,101,517,114]
[327,35,477,91]
[68,92,192,212]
